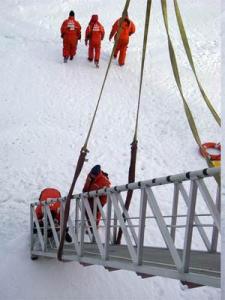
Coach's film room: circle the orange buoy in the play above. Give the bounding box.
[200,142,221,161]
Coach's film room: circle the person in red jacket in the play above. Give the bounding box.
[35,188,61,223]
[85,15,105,68]
[60,10,81,63]
[83,165,111,231]
[34,188,72,242]
[109,14,135,66]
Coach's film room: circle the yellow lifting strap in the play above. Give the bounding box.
[133,0,152,142]
[117,0,152,244]
[173,0,221,126]
[161,0,214,169]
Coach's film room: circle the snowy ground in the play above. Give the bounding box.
[0,0,222,299]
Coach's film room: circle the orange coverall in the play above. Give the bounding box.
[83,171,111,227]
[85,15,105,63]
[61,16,81,59]
[35,188,72,242]
[35,188,61,222]
[109,17,135,66]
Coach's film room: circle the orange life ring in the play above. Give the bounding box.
[200,142,221,161]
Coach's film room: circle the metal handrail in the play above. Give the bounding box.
[31,167,219,207]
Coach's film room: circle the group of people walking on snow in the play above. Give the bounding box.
[61,10,136,67]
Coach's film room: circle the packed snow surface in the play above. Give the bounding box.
[0,0,221,299]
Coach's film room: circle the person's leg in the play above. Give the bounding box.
[70,39,78,59]
[118,43,128,66]
[33,220,43,234]
[114,44,120,58]
[65,227,72,242]
[69,42,74,60]
[94,44,101,64]
[74,39,78,56]
[88,43,94,61]
[63,39,69,62]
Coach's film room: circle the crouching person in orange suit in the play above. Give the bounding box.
[34,188,72,243]
[83,165,111,233]
[60,10,81,63]
[109,13,135,66]
[85,15,105,68]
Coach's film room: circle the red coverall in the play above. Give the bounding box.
[60,16,81,59]
[109,17,135,66]
[83,171,111,227]
[35,188,72,242]
[35,188,61,223]
[85,15,105,63]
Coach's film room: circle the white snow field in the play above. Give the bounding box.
[0,0,221,299]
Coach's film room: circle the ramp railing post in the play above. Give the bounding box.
[145,187,183,271]
[117,193,138,246]
[137,188,148,265]
[77,199,92,241]
[79,196,85,257]
[93,197,98,242]
[171,183,179,242]
[46,205,59,248]
[197,179,221,232]
[60,199,64,240]
[75,198,80,237]
[43,203,48,251]
[95,196,114,243]
[178,182,211,251]
[182,180,198,273]
[211,185,220,252]
[112,198,118,244]
[110,193,137,263]
[30,204,34,252]
[32,207,44,251]
[83,197,105,257]
[104,192,112,260]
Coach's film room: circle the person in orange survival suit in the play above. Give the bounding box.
[83,165,111,231]
[34,188,72,242]
[60,10,81,63]
[109,13,135,66]
[85,15,105,68]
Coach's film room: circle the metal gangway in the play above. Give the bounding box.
[30,167,221,288]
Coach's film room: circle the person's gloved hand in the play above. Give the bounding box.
[85,39,88,46]
[61,33,64,38]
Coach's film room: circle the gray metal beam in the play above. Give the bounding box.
[178,183,211,250]
[145,187,183,271]
[31,248,220,288]
[211,186,220,252]
[83,198,104,258]
[182,181,197,272]
[171,183,179,241]
[137,189,148,265]
[197,179,220,232]
[110,193,137,263]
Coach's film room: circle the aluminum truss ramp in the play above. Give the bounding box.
[30,167,220,288]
